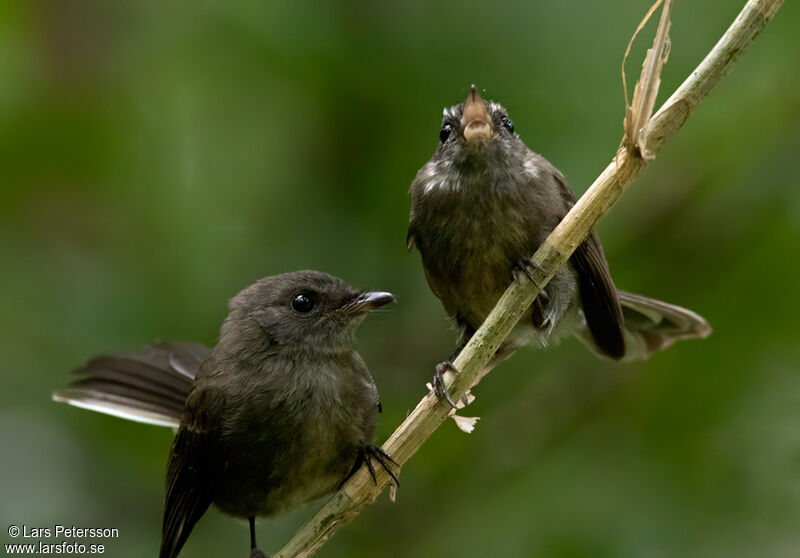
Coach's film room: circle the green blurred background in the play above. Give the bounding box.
[2,1,799,556]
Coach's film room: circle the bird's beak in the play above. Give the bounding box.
[460,85,492,142]
[340,292,395,315]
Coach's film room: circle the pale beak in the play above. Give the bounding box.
[460,84,492,141]
[340,292,395,315]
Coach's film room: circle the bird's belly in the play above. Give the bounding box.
[421,213,532,327]
[418,199,578,338]
[213,414,362,518]
[455,263,511,326]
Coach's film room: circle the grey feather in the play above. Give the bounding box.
[52,341,209,427]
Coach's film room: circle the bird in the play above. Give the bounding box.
[407,85,711,406]
[53,270,398,558]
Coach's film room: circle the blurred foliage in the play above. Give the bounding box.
[1,1,799,557]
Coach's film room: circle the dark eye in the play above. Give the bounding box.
[501,116,514,133]
[440,123,454,143]
[291,293,315,313]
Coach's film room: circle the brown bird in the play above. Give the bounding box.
[54,271,398,558]
[407,86,711,405]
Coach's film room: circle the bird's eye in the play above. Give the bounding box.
[501,116,514,133]
[291,293,316,313]
[440,123,454,143]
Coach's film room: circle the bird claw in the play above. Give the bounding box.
[433,361,459,409]
[513,257,549,298]
[249,549,268,558]
[342,445,400,488]
[363,445,400,487]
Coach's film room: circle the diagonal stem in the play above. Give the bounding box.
[273,1,785,556]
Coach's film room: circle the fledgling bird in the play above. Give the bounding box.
[407,86,711,405]
[53,271,397,558]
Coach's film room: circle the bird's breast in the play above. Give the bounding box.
[414,185,546,327]
[212,355,377,518]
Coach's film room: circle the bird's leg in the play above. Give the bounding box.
[341,445,400,488]
[433,323,474,409]
[433,361,459,409]
[248,517,267,558]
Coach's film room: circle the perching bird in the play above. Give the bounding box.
[53,271,397,558]
[407,86,711,405]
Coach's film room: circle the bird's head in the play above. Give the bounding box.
[411,85,530,197]
[438,85,523,166]
[219,271,394,357]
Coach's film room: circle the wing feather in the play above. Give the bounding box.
[159,387,220,558]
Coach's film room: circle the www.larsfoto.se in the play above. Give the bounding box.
[5,541,106,554]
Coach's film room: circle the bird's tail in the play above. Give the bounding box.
[615,290,711,360]
[52,341,209,428]
[575,290,711,361]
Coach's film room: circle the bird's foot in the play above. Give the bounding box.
[341,445,400,488]
[363,445,400,487]
[433,361,459,409]
[250,548,268,558]
[513,257,549,298]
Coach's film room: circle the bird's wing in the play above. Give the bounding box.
[159,386,221,558]
[551,170,626,359]
[570,231,626,358]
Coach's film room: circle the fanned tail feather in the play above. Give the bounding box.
[52,341,210,427]
[575,290,711,361]
[616,290,711,360]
